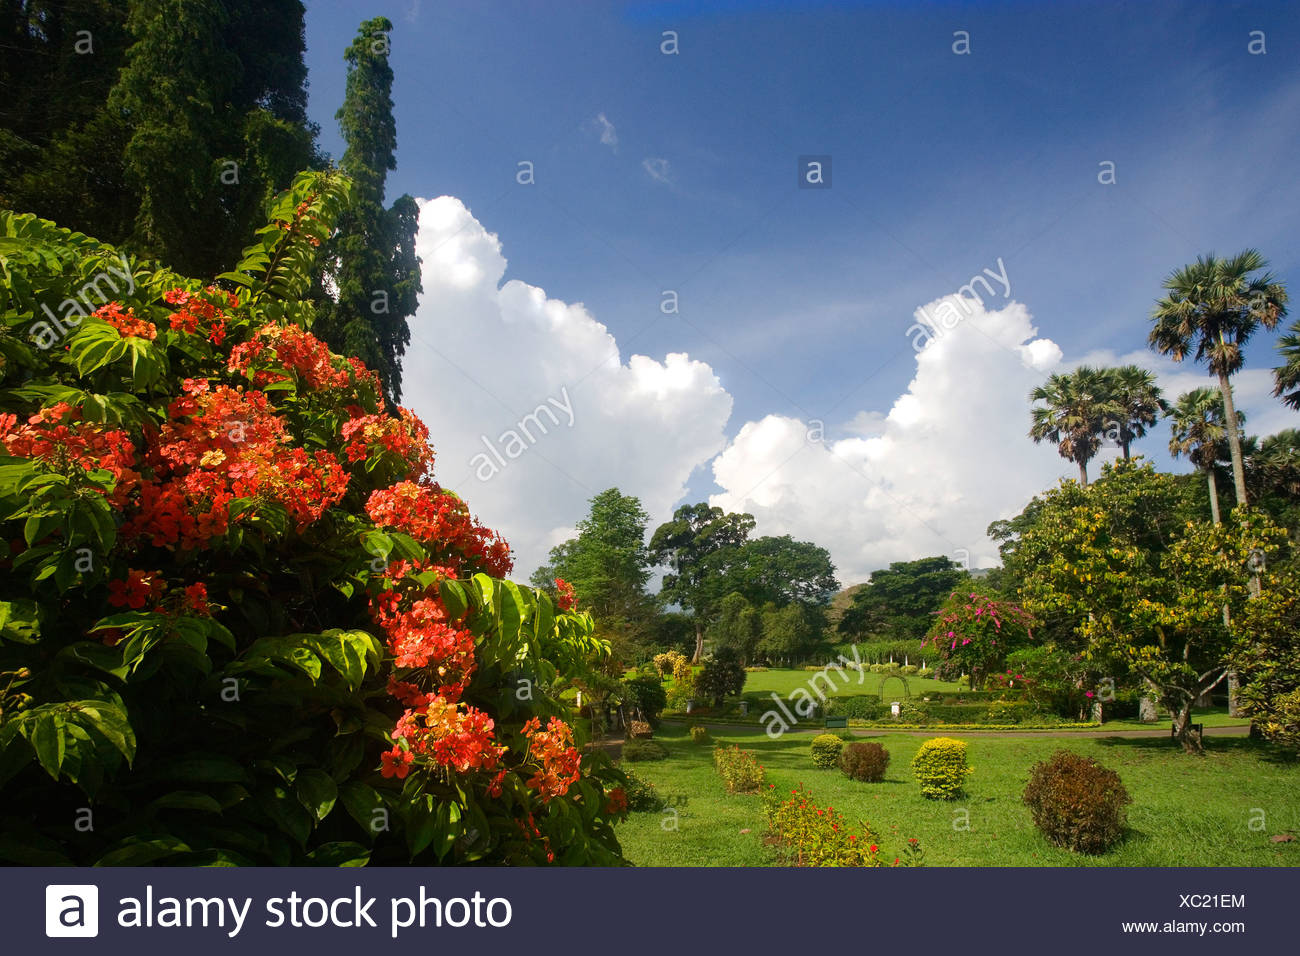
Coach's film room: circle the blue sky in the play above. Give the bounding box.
[300,1,1300,581]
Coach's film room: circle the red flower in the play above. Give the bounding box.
[380,747,414,779]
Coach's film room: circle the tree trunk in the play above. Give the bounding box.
[1078,459,1089,486]
[1228,672,1242,718]
[1121,439,1131,461]
[691,620,704,663]
[1217,369,1249,507]
[1205,468,1221,526]
[1171,699,1203,755]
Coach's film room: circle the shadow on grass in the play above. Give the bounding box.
[1094,735,1280,757]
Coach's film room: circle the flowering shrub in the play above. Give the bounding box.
[621,768,665,812]
[922,591,1034,689]
[810,733,844,769]
[912,737,973,799]
[653,650,687,678]
[712,744,765,792]
[1023,751,1131,853]
[839,742,889,782]
[689,725,708,743]
[761,785,923,867]
[0,174,626,865]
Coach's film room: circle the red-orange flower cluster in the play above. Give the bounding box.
[521,716,582,802]
[165,287,234,344]
[97,302,156,340]
[0,403,140,507]
[340,406,433,478]
[555,577,577,611]
[122,382,348,549]
[366,481,512,576]
[385,695,504,777]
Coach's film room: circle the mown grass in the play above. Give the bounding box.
[614,725,1300,867]
[742,667,965,698]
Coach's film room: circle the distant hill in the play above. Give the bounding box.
[827,582,868,628]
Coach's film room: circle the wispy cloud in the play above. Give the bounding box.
[592,112,618,151]
[642,157,672,184]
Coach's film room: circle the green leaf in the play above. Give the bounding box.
[295,769,338,823]
[339,781,386,836]
[305,842,370,867]
[150,791,224,815]
[26,713,65,779]
[95,836,191,867]
[0,599,41,643]
[439,579,469,621]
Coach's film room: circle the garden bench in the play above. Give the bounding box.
[1172,722,1204,738]
[824,716,848,730]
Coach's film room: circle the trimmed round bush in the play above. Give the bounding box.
[1023,751,1131,853]
[690,725,708,743]
[911,737,973,799]
[810,733,844,769]
[622,739,668,762]
[840,742,889,782]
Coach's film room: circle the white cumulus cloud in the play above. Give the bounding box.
[401,196,733,577]
[708,295,1072,584]
[592,112,618,150]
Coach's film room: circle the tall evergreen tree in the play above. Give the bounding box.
[1,0,319,277]
[316,16,421,407]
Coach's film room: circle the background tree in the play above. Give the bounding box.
[314,16,421,407]
[694,647,746,705]
[1168,387,1239,525]
[1028,366,1118,485]
[837,555,966,643]
[3,0,320,277]
[758,603,823,665]
[1015,461,1274,753]
[1103,364,1167,459]
[1149,250,1289,506]
[710,535,838,608]
[531,488,658,663]
[649,503,755,661]
[1272,317,1300,410]
[707,591,763,663]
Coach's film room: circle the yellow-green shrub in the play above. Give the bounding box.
[911,737,973,799]
[810,733,844,769]
[690,725,708,743]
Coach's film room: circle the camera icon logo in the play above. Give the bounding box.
[45,885,99,938]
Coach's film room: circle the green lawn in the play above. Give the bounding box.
[742,667,965,698]
[615,724,1300,867]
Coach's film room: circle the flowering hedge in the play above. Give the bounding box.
[0,172,627,865]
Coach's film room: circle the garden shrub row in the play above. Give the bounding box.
[623,739,668,762]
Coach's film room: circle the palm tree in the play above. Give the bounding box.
[1029,366,1118,486]
[1103,365,1168,459]
[1168,388,1240,525]
[1247,428,1300,500]
[1149,250,1289,506]
[1272,319,1300,410]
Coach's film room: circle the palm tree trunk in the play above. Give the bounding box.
[1217,369,1249,506]
[1205,468,1221,526]
[1078,459,1088,486]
